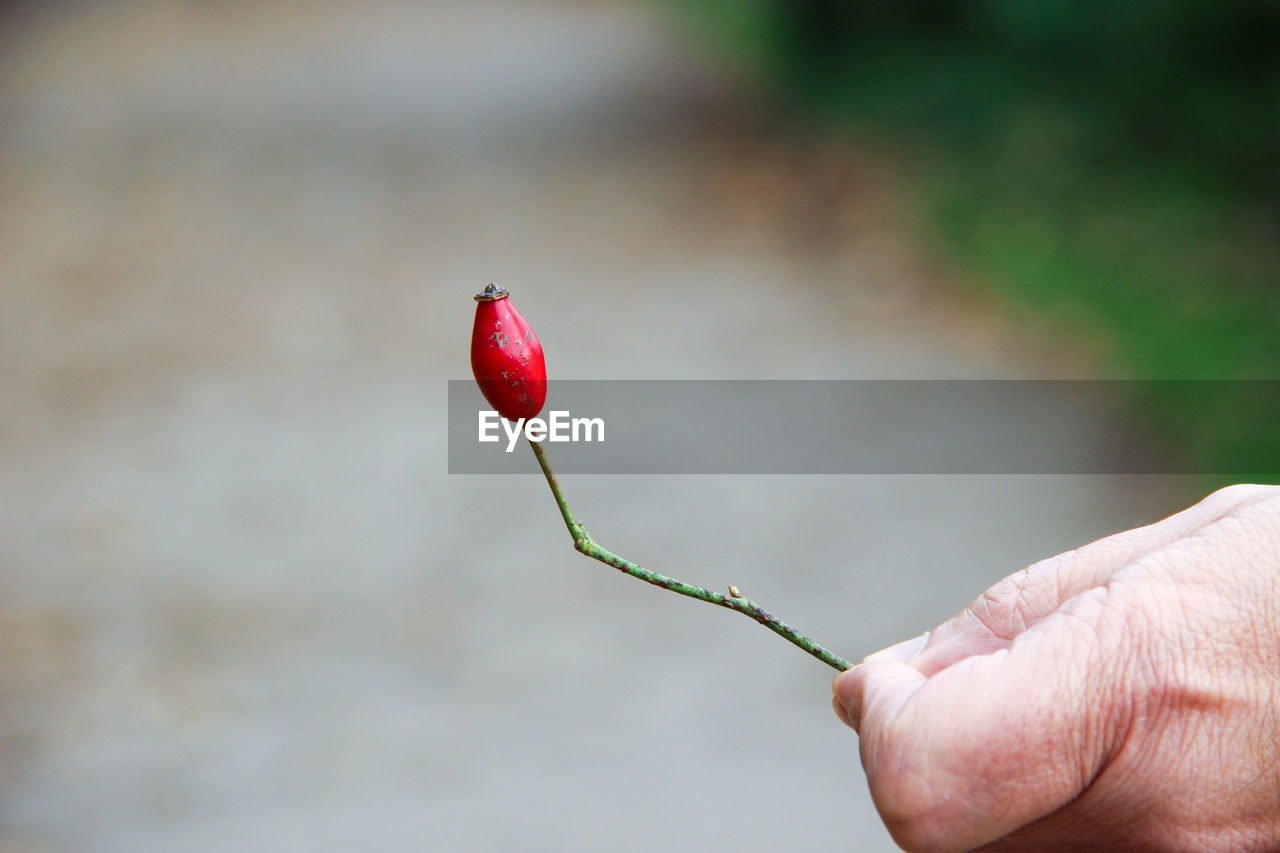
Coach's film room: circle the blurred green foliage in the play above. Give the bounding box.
[676,0,1280,481]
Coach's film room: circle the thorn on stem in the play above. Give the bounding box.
[728,585,741,598]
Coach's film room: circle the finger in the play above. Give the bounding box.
[854,584,1130,853]
[832,693,852,729]
[834,634,928,731]
[909,484,1272,677]
[834,660,925,735]
[863,632,930,665]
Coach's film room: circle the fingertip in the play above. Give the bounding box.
[838,661,927,736]
[832,667,860,732]
[832,692,853,729]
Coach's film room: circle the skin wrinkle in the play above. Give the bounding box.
[1083,578,1144,782]
[1050,552,1078,624]
[995,570,1206,829]
[841,485,1280,851]
[984,551,1074,638]
[1060,584,1126,793]
[983,507,1261,668]
[1103,579,1210,799]
[870,673,979,846]
[916,492,1271,677]
[896,601,1115,848]
[1090,506,1277,845]
[871,729,960,846]
[1210,518,1280,835]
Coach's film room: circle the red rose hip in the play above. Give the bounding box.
[470,283,547,421]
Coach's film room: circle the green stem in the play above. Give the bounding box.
[528,439,853,672]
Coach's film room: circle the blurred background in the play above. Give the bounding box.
[0,1,1273,851]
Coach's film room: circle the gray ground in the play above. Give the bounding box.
[0,2,1196,851]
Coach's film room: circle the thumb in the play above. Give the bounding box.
[836,585,1128,853]
[832,635,928,735]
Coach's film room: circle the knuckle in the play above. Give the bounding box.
[966,557,1065,639]
[1202,483,1280,511]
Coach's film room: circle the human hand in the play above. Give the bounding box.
[833,484,1280,852]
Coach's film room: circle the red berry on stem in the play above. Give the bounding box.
[471,283,547,421]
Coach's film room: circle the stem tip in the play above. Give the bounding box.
[474,282,510,302]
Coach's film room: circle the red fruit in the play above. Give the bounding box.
[471,283,547,421]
